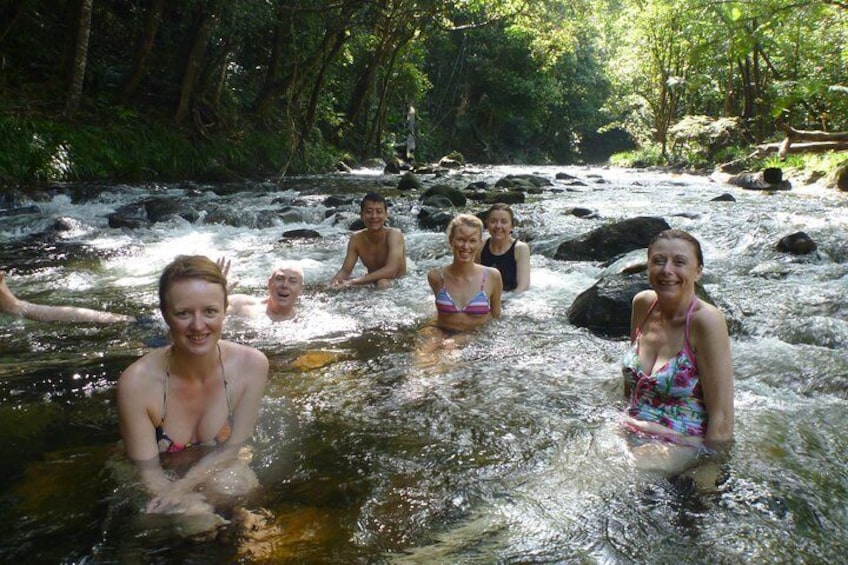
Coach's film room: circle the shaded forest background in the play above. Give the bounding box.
[1,0,846,184]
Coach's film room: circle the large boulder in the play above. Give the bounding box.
[495,174,552,190]
[108,201,147,229]
[713,168,791,191]
[421,195,455,209]
[554,216,670,262]
[144,197,200,223]
[568,270,715,338]
[420,184,466,207]
[438,151,465,168]
[567,272,650,338]
[776,231,817,255]
[418,208,453,232]
[826,163,848,191]
[398,172,422,191]
[281,229,321,240]
[484,191,525,204]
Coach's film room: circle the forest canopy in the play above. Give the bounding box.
[1,0,846,182]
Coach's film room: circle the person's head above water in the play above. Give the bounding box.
[158,255,228,318]
[267,264,305,313]
[360,191,388,211]
[447,213,484,241]
[648,228,704,268]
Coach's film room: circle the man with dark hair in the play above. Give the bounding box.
[330,192,407,289]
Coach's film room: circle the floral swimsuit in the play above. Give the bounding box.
[621,298,707,438]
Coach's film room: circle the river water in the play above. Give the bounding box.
[0,165,846,563]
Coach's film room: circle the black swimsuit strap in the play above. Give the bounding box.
[220,343,232,416]
[160,343,230,426]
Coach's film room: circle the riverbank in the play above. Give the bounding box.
[2,113,846,202]
[0,114,341,190]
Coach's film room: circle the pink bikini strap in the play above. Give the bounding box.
[683,297,698,356]
[633,299,659,343]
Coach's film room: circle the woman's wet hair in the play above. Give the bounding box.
[485,202,515,225]
[158,255,228,316]
[648,229,704,267]
[447,213,484,240]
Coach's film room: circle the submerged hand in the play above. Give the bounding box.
[146,490,212,515]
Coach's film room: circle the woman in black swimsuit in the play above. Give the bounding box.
[477,203,530,292]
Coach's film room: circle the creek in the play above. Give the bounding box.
[0,165,846,563]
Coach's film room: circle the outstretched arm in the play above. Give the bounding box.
[347,230,407,286]
[330,236,360,287]
[0,272,135,323]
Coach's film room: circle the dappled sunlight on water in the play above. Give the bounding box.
[1,166,847,562]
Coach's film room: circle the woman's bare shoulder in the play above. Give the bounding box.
[632,289,656,307]
[484,265,503,281]
[221,340,266,362]
[118,348,166,393]
[692,300,728,332]
[220,341,269,381]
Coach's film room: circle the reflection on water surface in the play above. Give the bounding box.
[1,166,847,562]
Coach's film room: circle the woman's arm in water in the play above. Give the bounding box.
[163,345,269,498]
[692,304,735,448]
[119,345,269,513]
[0,272,135,323]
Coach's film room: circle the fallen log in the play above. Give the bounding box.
[756,141,848,157]
[711,167,791,191]
[772,122,848,159]
[779,123,848,142]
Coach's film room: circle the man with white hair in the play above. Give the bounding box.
[0,260,305,324]
[226,263,304,321]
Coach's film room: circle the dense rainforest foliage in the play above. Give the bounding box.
[0,0,846,184]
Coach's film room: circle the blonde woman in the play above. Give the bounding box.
[428,214,502,332]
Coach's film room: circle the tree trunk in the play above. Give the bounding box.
[117,0,166,105]
[0,3,25,44]
[175,4,220,125]
[64,0,93,119]
[345,39,392,147]
[296,29,347,156]
[260,2,292,108]
[368,44,403,153]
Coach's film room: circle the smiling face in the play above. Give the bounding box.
[450,224,483,263]
[163,278,227,356]
[360,200,388,232]
[267,267,304,311]
[647,237,703,299]
[485,209,514,241]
